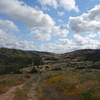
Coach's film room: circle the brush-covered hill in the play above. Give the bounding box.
[62,49,100,61]
[0,48,43,74]
[0,48,60,74]
[60,49,100,70]
[32,51,60,63]
[0,48,100,74]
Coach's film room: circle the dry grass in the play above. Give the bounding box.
[38,71,100,100]
[0,74,31,95]
[14,74,39,100]
[14,88,29,100]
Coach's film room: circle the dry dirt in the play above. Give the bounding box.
[0,84,23,100]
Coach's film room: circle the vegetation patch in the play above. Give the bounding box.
[38,71,100,100]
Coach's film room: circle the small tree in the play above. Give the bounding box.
[30,56,43,73]
[30,67,37,73]
[33,56,43,66]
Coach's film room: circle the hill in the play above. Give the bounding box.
[0,48,43,74]
[59,49,100,70]
[62,49,100,61]
[0,48,100,74]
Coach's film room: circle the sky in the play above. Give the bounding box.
[0,0,100,53]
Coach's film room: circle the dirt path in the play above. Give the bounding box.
[0,84,23,100]
[27,83,39,100]
[27,76,41,100]
[0,75,40,100]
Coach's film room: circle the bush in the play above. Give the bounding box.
[30,67,38,73]
[52,67,62,71]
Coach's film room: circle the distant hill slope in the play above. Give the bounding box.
[62,49,100,61]
[0,48,100,74]
[0,48,43,74]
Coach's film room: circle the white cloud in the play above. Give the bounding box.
[52,26,69,37]
[0,0,69,43]
[38,33,100,53]
[57,11,65,16]
[38,0,58,9]
[88,33,97,38]
[60,0,79,12]
[73,34,100,49]
[57,19,63,23]
[0,0,55,28]
[59,38,73,45]
[31,25,69,41]
[32,28,51,41]
[0,19,18,31]
[39,43,65,53]
[38,0,79,12]
[38,39,76,53]
[34,33,51,41]
[69,5,100,33]
[0,29,34,50]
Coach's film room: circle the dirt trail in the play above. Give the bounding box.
[27,76,40,100]
[0,75,40,100]
[0,84,23,100]
[27,84,39,100]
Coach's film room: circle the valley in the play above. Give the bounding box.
[0,48,100,100]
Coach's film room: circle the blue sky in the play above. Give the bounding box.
[0,0,100,53]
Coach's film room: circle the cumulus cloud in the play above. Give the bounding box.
[39,43,65,53]
[0,19,18,31]
[38,0,79,12]
[34,33,51,41]
[31,26,69,41]
[73,34,100,49]
[57,19,63,23]
[59,38,73,45]
[38,38,75,53]
[32,28,51,41]
[69,5,100,33]
[38,39,76,53]
[57,11,65,16]
[0,0,70,44]
[0,29,34,50]
[60,0,79,12]
[52,26,69,37]
[38,0,58,9]
[2,0,100,53]
[38,32,100,53]
[0,0,70,43]
[0,0,55,28]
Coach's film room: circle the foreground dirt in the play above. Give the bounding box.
[0,84,39,100]
[27,76,41,100]
[0,75,40,100]
[0,84,23,100]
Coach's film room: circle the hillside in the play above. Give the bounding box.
[0,48,43,74]
[59,49,100,70]
[61,49,100,61]
[0,48,100,74]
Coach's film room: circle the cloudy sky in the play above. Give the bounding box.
[0,0,100,53]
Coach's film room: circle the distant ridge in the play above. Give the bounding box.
[62,49,100,61]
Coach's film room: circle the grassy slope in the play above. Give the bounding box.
[38,71,100,100]
[0,48,42,74]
